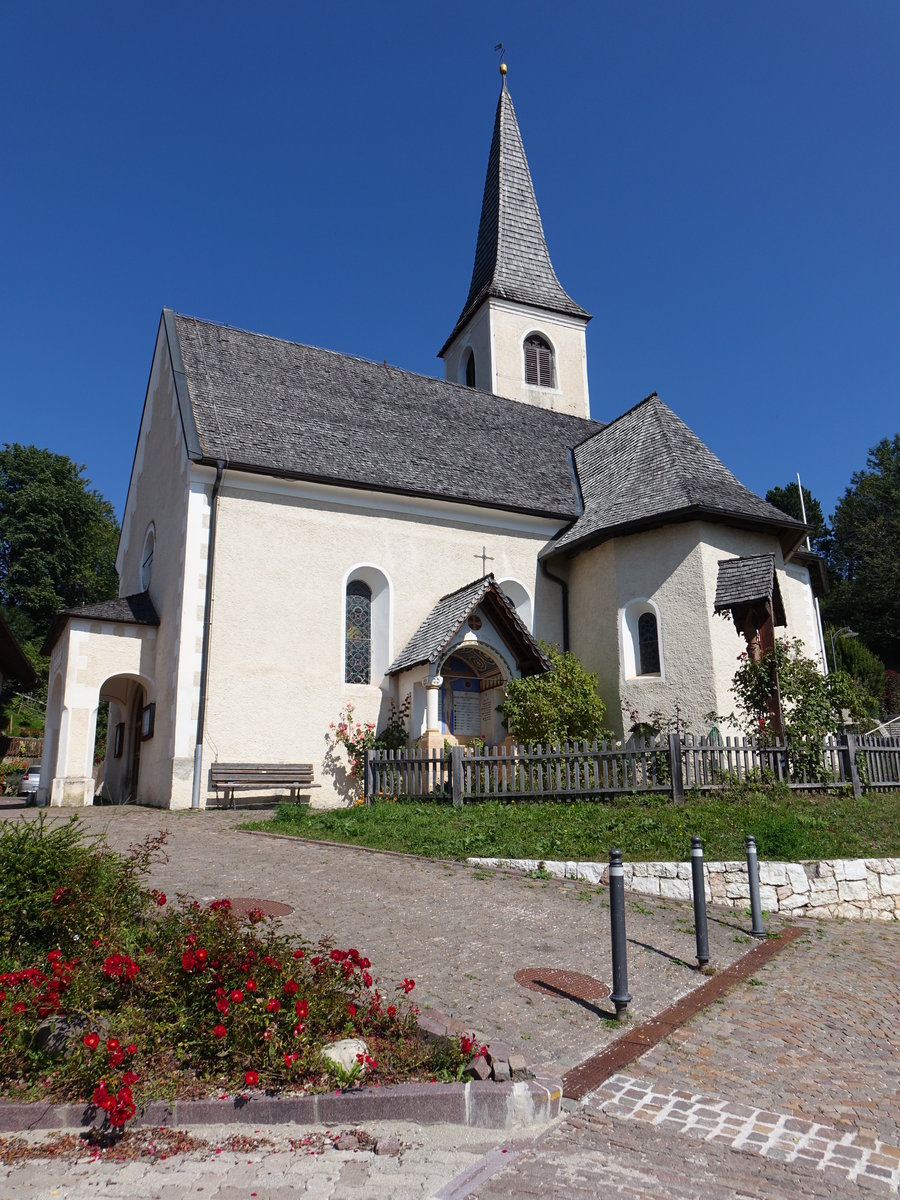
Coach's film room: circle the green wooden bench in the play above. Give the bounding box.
[208,762,320,810]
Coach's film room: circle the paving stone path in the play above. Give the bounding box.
[1,802,897,1196]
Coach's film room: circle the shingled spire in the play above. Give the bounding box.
[440,72,592,419]
[440,79,590,356]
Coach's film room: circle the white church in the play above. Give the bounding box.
[40,72,826,809]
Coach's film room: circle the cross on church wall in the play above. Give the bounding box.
[475,546,494,576]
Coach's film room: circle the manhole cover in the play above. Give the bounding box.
[228,897,294,917]
[514,967,610,1004]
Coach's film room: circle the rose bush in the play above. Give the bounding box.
[0,818,475,1135]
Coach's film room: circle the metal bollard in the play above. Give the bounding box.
[690,836,710,967]
[745,835,766,939]
[608,848,632,1020]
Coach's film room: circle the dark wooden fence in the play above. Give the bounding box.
[365,732,900,806]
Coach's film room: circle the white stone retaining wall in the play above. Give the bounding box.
[466,856,900,921]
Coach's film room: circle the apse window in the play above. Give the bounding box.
[524,334,555,388]
[140,524,155,590]
[622,600,664,679]
[637,612,660,675]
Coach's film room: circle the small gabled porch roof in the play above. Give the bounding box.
[387,575,550,678]
[42,591,160,655]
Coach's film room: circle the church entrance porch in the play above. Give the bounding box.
[439,647,507,746]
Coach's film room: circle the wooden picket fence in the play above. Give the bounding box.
[364,732,900,806]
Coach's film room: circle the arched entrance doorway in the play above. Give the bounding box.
[439,644,510,746]
[97,674,149,803]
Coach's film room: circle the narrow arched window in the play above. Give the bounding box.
[524,335,555,387]
[465,350,476,388]
[638,612,660,675]
[345,580,372,684]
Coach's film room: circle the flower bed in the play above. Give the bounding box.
[0,817,471,1134]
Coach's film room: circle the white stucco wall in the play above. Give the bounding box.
[200,474,566,805]
[568,522,819,739]
[442,299,590,419]
[113,326,193,805]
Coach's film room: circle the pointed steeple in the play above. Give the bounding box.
[439,79,590,357]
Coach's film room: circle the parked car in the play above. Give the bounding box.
[17,765,41,803]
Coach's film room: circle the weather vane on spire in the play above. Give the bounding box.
[494,42,507,81]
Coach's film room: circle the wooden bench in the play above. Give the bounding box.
[208,763,320,809]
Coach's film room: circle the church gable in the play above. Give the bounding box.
[388,574,549,679]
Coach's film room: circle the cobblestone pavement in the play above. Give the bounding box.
[470,918,899,1197]
[6,803,764,1074]
[2,802,897,1196]
[0,1119,520,1199]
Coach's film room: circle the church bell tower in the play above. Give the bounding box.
[439,63,591,418]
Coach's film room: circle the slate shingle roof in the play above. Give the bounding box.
[439,82,589,356]
[714,555,786,627]
[172,313,600,519]
[545,394,808,557]
[388,575,550,676]
[43,592,160,654]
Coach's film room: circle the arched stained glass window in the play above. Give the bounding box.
[524,335,555,387]
[638,611,660,675]
[345,580,372,684]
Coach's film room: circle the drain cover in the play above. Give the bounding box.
[228,897,293,917]
[515,967,610,1004]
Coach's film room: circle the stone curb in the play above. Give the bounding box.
[467,855,900,921]
[0,1077,563,1135]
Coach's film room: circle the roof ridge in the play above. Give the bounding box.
[172,311,599,431]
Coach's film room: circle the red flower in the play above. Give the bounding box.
[291,949,305,960]
[126,1044,137,1055]
[108,1048,125,1067]
[294,999,309,1019]
[244,979,257,992]
[106,1038,120,1050]
[346,1003,357,1018]
[329,949,347,962]
[244,1070,259,1087]
[181,951,195,972]
[213,1024,227,1039]
[362,972,373,988]
[156,893,167,906]
[195,948,208,965]
[230,989,244,1004]
[403,978,415,994]
[12,1002,26,1014]
[83,1032,100,1050]
[266,998,281,1014]
[51,888,66,906]
[216,999,229,1014]
[122,1070,139,1086]
[387,1005,396,1017]
[46,950,62,963]
[283,980,298,996]
[283,1052,298,1067]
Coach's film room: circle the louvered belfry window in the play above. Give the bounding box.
[345,580,372,684]
[638,612,661,675]
[524,335,554,387]
[465,350,476,388]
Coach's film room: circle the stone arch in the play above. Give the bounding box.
[437,641,511,745]
[99,672,152,803]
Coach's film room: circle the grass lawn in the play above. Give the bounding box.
[247,789,900,863]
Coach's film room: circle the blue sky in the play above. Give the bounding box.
[2,2,897,523]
